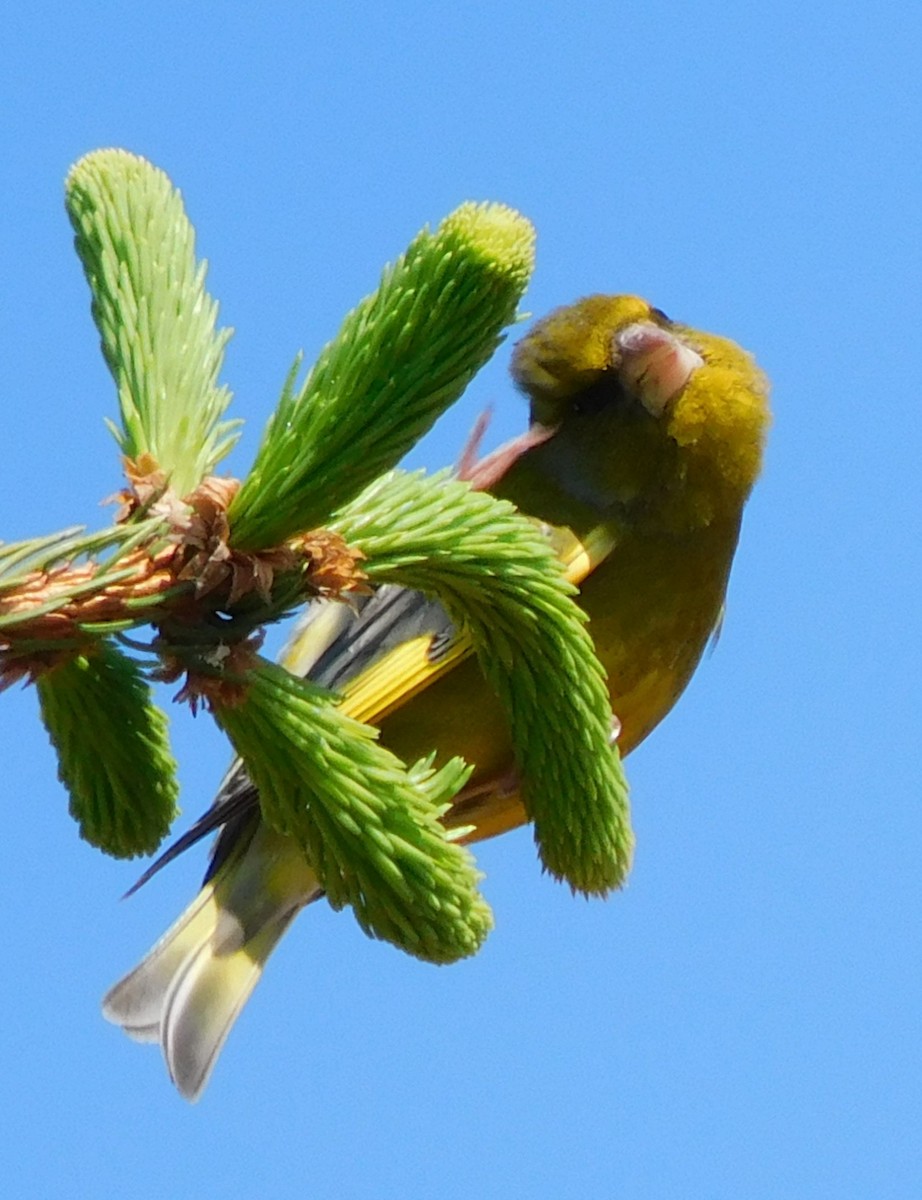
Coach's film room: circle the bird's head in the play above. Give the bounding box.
[475,295,770,536]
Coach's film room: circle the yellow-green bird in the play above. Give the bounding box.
[103,295,770,1100]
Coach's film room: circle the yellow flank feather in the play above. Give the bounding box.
[103,294,770,1100]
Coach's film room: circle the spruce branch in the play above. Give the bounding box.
[7,147,633,968]
[36,638,178,857]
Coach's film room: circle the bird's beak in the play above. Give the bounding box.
[615,322,704,417]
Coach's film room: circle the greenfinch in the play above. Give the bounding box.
[103,295,770,1099]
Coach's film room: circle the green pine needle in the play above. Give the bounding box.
[65,150,239,496]
[333,470,634,895]
[228,202,535,550]
[36,639,179,856]
[215,659,492,962]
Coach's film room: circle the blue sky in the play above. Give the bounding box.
[3,4,920,1197]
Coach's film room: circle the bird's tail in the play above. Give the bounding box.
[103,824,320,1101]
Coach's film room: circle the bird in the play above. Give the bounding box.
[103,294,770,1100]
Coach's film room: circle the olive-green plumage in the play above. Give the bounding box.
[103,295,770,1100]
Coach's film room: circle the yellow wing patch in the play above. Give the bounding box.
[335,521,614,730]
[278,517,616,737]
[337,634,472,726]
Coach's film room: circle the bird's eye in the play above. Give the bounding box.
[649,307,672,326]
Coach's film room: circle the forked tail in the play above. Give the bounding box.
[103,825,320,1101]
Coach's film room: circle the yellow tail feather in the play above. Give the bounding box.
[103,826,320,1100]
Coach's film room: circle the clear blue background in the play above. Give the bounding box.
[3,4,919,1197]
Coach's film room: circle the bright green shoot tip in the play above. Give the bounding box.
[215,660,492,963]
[65,150,239,497]
[228,201,535,551]
[36,639,179,857]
